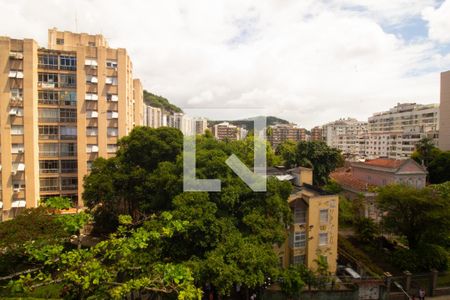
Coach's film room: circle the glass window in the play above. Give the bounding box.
[61,177,77,190]
[60,143,77,157]
[38,108,59,122]
[11,88,23,99]
[38,73,58,87]
[293,232,306,248]
[38,91,59,105]
[59,55,76,71]
[60,91,76,106]
[86,144,99,153]
[293,255,305,265]
[38,54,58,69]
[105,77,118,85]
[107,127,118,137]
[59,74,76,88]
[106,60,118,68]
[39,160,59,173]
[60,109,77,123]
[39,143,59,157]
[11,125,24,135]
[86,127,98,136]
[107,144,117,153]
[319,233,328,246]
[40,177,59,191]
[320,209,328,223]
[294,207,306,224]
[60,126,77,140]
[12,143,25,154]
[61,160,77,173]
[39,125,59,139]
[56,38,64,45]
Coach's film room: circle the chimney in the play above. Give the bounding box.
[298,167,313,186]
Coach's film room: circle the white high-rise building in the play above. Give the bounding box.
[366,103,439,159]
[322,118,368,157]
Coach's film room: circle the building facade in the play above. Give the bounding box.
[0,29,143,219]
[311,126,323,142]
[322,118,368,157]
[367,103,439,159]
[273,167,339,273]
[268,124,307,149]
[212,122,241,141]
[440,71,450,151]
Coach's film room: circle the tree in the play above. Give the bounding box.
[276,140,297,168]
[294,141,343,186]
[279,265,306,299]
[428,151,450,184]
[411,137,439,168]
[42,196,72,210]
[81,128,293,296]
[354,217,379,243]
[377,185,450,249]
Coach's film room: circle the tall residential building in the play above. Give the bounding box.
[322,118,368,157]
[311,126,323,142]
[212,122,241,141]
[0,29,143,219]
[367,103,439,159]
[440,71,450,151]
[271,167,339,273]
[193,117,208,135]
[268,124,307,149]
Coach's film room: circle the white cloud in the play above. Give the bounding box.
[423,0,450,43]
[0,0,448,128]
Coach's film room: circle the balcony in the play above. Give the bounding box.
[10,97,23,107]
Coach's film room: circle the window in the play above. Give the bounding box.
[85,93,98,101]
[86,110,98,118]
[38,91,59,105]
[11,125,24,135]
[60,91,76,106]
[60,143,76,157]
[9,107,23,117]
[86,75,98,83]
[56,38,64,45]
[60,109,77,123]
[38,54,58,69]
[106,60,118,68]
[294,207,306,224]
[107,127,118,137]
[39,160,59,173]
[87,161,93,171]
[88,41,96,47]
[86,144,99,153]
[61,177,77,190]
[39,125,58,139]
[320,209,328,223]
[38,108,59,122]
[85,58,98,66]
[86,127,98,136]
[12,180,26,191]
[12,143,25,154]
[107,144,117,153]
[40,177,59,192]
[59,55,76,71]
[293,232,306,248]
[319,233,328,246]
[38,73,58,87]
[293,255,305,265]
[61,160,77,173]
[107,111,119,119]
[105,77,118,85]
[60,126,77,140]
[11,88,23,99]
[59,74,76,88]
[106,94,118,102]
[39,143,58,157]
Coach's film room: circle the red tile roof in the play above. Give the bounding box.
[361,158,404,169]
[330,169,370,192]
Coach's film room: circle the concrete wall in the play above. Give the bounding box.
[440,71,450,151]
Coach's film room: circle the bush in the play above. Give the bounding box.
[354,218,379,243]
[390,244,448,272]
[390,248,419,272]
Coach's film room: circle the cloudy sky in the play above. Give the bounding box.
[1,0,450,128]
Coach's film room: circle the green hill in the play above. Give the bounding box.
[208,116,291,131]
[143,90,183,113]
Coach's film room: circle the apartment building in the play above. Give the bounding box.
[211,122,243,141]
[440,71,450,151]
[268,124,307,149]
[311,126,323,142]
[322,118,368,157]
[193,117,208,135]
[367,103,439,159]
[0,29,143,219]
[272,167,338,273]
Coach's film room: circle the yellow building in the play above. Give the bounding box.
[0,29,143,219]
[274,167,339,274]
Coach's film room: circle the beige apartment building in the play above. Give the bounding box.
[322,118,368,158]
[0,29,143,219]
[212,122,244,141]
[440,71,450,151]
[268,124,307,149]
[311,126,323,142]
[272,167,339,273]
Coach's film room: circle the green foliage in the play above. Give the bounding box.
[7,214,202,299]
[278,140,343,186]
[354,218,379,243]
[323,180,343,194]
[338,236,384,276]
[143,90,183,113]
[338,196,355,226]
[390,244,448,272]
[54,212,92,235]
[42,196,72,210]
[411,137,439,168]
[377,185,450,249]
[276,140,297,168]
[279,265,306,298]
[428,151,450,184]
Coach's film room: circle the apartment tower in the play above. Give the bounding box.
[0,29,143,219]
[440,71,450,151]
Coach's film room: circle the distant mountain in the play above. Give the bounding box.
[208,116,291,131]
[143,90,183,113]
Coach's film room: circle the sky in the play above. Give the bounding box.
[1,0,450,128]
